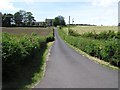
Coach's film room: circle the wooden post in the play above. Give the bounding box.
[68,16,70,35]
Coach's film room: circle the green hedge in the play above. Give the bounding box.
[82,30,120,40]
[2,32,54,82]
[59,29,120,67]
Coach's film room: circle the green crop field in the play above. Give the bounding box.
[64,26,118,34]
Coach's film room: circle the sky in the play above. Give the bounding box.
[0,0,119,26]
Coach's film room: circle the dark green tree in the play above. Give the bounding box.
[2,13,13,26]
[14,10,35,26]
[53,17,60,27]
[53,15,66,26]
[14,11,23,26]
[25,12,35,26]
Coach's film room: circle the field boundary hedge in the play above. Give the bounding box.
[2,31,54,88]
[59,28,120,68]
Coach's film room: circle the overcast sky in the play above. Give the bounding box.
[0,0,119,26]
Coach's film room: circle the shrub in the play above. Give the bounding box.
[2,31,54,82]
[59,29,120,67]
[69,29,80,37]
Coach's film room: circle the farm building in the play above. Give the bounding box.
[35,21,46,27]
[35,18,54,27]
[45,18,54,26]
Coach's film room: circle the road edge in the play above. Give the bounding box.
[32,41,54,88]
[64,41,119,70]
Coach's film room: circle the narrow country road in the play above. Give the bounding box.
[35,27,118,88]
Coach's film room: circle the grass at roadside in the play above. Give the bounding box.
[25,42,54,88]
[59,26,119,69]
[66,42,119,70]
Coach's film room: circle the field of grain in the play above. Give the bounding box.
[69,26,118,34]
[2,27,52,36]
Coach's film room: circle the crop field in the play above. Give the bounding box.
[2,27,52,36]
[67,26,118,34]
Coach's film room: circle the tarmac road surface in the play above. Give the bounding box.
[35,27,118,88]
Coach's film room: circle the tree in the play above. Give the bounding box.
[14,12,23,26]
[2,10,36,27]
[53,17,60,27]
[2,13,13,26]
[24,12,35,26]
[58,15,66,26]
[53,15,66,26]
[14,10,35,26]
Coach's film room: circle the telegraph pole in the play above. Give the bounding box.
[72,18,74,24]
[68,16,70,35]
[69,16,70,29]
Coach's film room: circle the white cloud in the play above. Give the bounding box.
[0,0,21,11]
[10,0,119,3]
[89,0,119,7]
[0,0,118,25]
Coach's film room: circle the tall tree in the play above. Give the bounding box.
[14,10,35,26]
[53,15,66,26]
[53,17,60,27]
[14,12,23,26]
[25,12,35,26]
[2,13,13,26]
[2,10,36,27]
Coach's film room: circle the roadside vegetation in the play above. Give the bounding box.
[2,27,54,88]
[2,9,66,89]
[59,26,120,69]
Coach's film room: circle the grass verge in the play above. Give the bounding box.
[2,41,54,89]
[65,41,119,70]
[59,27,119,70]
[32,41,54,88]
[24,41,54,89]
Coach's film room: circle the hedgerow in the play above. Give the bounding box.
[81,30,120,40]
[2,32,54,82]
[59,28,120,68]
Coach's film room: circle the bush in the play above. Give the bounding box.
[69,29,80,37]
[2,32,54,82]
[82,30,119,40]
[59,29,120,67]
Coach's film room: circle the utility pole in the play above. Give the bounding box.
[69,16,70,29]
[72,18,74,24]
[68,16,70,35]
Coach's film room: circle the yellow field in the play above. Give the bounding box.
[68,26,118,34]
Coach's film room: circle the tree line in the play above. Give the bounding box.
[1,10,66,27]
[2,10,36,27]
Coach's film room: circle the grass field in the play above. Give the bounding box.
[67,26,118,34]
[2,27,52,36]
